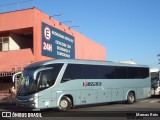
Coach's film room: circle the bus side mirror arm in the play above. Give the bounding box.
[12,72,22,82]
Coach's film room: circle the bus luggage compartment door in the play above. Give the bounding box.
[80,90,97,104]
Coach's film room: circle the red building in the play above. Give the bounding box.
[0,7,106,103]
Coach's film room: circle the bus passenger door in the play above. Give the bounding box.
[36,69,54,109]
[38,88,52,109]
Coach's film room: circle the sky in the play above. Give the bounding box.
[1,0,160,68]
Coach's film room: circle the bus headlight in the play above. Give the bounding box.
[29,97,35,101]
[31,103,35,107]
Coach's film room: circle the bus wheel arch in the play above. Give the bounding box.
[58,95,73,111]
[127,91,136,104]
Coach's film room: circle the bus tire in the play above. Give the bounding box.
[58,96,72,111]
[127,92,135,104]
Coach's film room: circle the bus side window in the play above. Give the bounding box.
[62,65,74,82]
[61,64,83,82]
[99,66,114,79]
[138,68,149,78]
[62,70,72,82]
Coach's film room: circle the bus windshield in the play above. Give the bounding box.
[17,67,39,95]
[17,64,63,95]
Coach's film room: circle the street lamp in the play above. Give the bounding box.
[60,21,72,25]
[49,14,63,19]
[69,26,80,29]
[61,21,72,24]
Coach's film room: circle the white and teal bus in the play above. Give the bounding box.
[150,68,160,95]
[15,59,151,111]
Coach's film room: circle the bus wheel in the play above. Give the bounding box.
[127,92,135,104]
[58,96,72,111]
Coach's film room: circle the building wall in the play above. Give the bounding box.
[0,8,106,62]
[10,33,33,50]
[9,33,20,50]
[33,8,106,61]
[0,8,34,31]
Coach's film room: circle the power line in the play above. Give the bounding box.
[0,0,34,7]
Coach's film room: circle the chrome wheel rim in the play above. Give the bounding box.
[60,100,68,108]
[129,94,134,103]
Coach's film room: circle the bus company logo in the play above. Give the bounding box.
[83,82,102,87]
[83,82,87,87]
[44,26,51,40]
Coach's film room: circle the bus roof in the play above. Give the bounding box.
[25,59,149,68]
[150,68,159,73]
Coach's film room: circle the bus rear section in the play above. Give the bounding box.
[15,59,151,111]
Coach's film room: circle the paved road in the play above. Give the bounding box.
[0,96,160,120]
[69,97,160,111]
